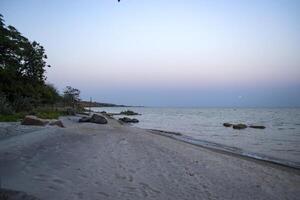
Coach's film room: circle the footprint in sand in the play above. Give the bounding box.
[97,191,109,197]
[52,178,65,184]
[119,139,128,145]
[139,182,161,197]
[33,174,48,182]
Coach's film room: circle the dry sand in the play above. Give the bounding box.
[0,115,299,200]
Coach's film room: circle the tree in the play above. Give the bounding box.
[0,14,50,82]
[63,86,81,108]
[0,14,51,111]
[41,84,61,105]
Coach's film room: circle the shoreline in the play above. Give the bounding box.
[147,128,300,173]
[1,115,300,171]
[1,116,300,171]
[146,128,300,171]
[1,115,300,199]
[95,107,300,170]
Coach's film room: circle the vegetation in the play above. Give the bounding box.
[0,14,59,111]
[36,110,66,119]
[0,113,25,122]
[63,86,81,108]
[0,107,70,122]
[0,14,83,121]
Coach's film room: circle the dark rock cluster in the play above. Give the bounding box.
[119,117,139,123]
[79,114,108,124]
[120,110,140,116]
[223,122,265,130]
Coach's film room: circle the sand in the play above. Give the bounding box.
[0,115,299,200]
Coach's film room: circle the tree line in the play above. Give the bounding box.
[0,14,81,115]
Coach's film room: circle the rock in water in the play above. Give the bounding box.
[49,120,64,128]
[232,124,247,130]
[249,125,266,129]
[130,118,139,123]
[223,123,233,127]
[120,110,140,115]
[90,114,108,124]
[119,117,139,123]
[21,116,49,126]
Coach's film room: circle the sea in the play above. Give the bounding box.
[91,107,300,168]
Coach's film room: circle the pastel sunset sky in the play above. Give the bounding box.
[1,0,299,106]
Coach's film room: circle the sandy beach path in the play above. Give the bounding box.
[0,116,299,200]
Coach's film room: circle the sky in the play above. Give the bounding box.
[1,0,300,107]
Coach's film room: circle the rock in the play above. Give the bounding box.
[130,118,139,123]
[232,124,247,130]
[120,110,140,116]
[49,120,64,128]
[119,117,139,123]
[78,116,91,123]
[78,114,107,124]
[0,188,40,200]
[223,123,233,127]
[249,125,266,129]
[77,112,90,116]
[90,114,108,124]
[21,116,49,126]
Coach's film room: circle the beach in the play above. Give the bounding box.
[0,115,300,200]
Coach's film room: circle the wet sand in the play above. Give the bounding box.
[0,115,300,200]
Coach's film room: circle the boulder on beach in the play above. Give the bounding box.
[49,120,64,128]
[78,114,108,124]
[79,116,91,123]
[223,123,233,127]
[91,114,108,124]
[119,117,139,123]
[21,116,49,126]
[249,125,266,129]
[120,110,140,116]
[232,124,247,130]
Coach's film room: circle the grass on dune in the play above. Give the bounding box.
[0,108,69,122]
[0,113,25,122]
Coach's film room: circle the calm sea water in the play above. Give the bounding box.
[92,107,300,168]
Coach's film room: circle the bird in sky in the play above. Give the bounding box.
[118,0,120,2]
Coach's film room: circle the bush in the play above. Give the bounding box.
[12,97,34,112]
[36,111,64,119]
[0,113,25,122]
[0,95,14,115]
[33,107,69,119]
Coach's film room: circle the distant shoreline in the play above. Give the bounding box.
[80,100,144,108]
